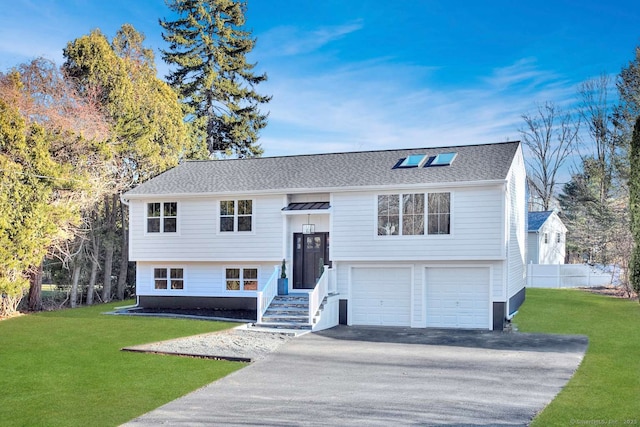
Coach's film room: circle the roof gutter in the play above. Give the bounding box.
[123,178,508,200]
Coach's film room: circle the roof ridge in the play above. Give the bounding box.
[184,140,521,163]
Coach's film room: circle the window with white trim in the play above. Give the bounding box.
[220,200,252,232]
[378,192,450,236]
[147,202,177,233]
[225,268,258,291]
[154,268,184,290]
[402,193,425,235]
[377,194,399,235]
[427,193,450,235]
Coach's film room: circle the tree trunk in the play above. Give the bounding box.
[87,233,100,306]
[27,263,43,311]
[116,199,128,300]
[101,195,117,302]
[70,262,82,308]
[102,244,114,302]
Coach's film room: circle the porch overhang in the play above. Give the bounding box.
[281,202,331,216]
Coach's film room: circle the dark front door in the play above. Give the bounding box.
[293,232,329,289]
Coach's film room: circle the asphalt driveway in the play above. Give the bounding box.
[124,326,587,426]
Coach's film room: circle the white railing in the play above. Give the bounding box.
[308,265,329,325]
[256,265,279,324]
[527,264,613,288]
[328,267,337,294]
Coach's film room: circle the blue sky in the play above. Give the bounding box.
[1,0,639,158]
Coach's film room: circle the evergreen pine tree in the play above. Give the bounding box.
[160,0,271,157]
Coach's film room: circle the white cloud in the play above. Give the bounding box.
[258,57,580,157]
[259,21,364,57]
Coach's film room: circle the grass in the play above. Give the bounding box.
[0,301,243,426]
[514,288,640,425]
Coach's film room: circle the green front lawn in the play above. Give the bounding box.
[514,288,640,425]
[0,302,243,426]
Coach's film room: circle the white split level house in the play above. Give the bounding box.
[122,141,527,331]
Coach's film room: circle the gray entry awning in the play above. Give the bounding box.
[282,202,330,211]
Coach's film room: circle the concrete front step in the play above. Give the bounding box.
[269,302,309,310]
[272,296,309,304]
[255,322,312,330]
[261,316,309,323]
[257,294,315,329]
[264,312,309,319]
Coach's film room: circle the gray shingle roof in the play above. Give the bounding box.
[125,141,520,197]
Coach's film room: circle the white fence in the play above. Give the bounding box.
[527,264,613,288]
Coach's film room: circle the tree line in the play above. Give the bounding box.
[0,0,270,317]
[521,49,640,298]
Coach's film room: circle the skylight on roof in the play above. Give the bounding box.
[398,154,428,168]
[429,152,457,167]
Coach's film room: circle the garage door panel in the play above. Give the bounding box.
[351,267,411,327]
[426,267,490,329]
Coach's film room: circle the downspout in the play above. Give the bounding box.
[117,194,140,309]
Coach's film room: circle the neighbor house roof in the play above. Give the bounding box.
[528,211,554,232]
[125,141,521,197]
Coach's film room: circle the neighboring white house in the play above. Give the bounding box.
[527,211,567,265]
[123,141,527,331]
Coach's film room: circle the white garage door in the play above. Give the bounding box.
[425,267,490,329]
[351,267,412,326]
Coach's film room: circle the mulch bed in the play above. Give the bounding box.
[579,285,637,300]
[133,307,257,321]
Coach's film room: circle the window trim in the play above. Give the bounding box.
[375,191,452,238]
[218,199,254,234]
[145,201,179,234]
[224,266,259,292]
[427,192,451,235]
[152,267,185,291]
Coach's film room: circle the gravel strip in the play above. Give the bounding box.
[122,326,296,362]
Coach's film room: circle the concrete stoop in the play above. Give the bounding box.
[253,294,324,332]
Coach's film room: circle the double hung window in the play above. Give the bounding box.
[154,268,184,290]
[225,268,258,291]
[427,193,450,235]
[377,192,450,236]
[220,200,252,232]
[147,202,177,233]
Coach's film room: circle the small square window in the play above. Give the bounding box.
[226,268,258,291]
[154,268,183,290]
[147,202,177,233]
[220,200,253,232]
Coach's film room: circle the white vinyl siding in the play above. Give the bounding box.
[534,215,567,265]
[130,195,283,262]
[505,149,527,306]
[136,262,277,297]
[331,186,504,261]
